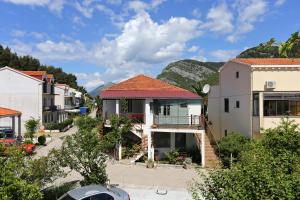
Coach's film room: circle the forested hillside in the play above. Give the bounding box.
[0,45,79,89]
[157,59,223,91]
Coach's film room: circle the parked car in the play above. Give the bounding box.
[0,137,35,155]
[58,184,130,200]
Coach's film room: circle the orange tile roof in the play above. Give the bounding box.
[102,75,201,99]
[20,71,47,76]
[231,58,300,65]
[0,107,21,117]
[105,75,189,92]
[48,74,54,79]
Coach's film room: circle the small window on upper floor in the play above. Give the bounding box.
[236,101,240,108]
[225,129,228,137]
[224,98,229,113]
[236,71,239,78]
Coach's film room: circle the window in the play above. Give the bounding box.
[175,133,186,150]
[264,100,289,116]
[153,132,171,148]
[225,129,228,137]
[253,93,259,116]
[127,100,133,113]
[290,101,300,116]
[236,71,239,78]
[163,105,170,116]
[224,98,229,113]
[90,193,114,200]
[180,103,188,108]
[236,101,240,108]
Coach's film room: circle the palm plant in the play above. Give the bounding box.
[279,31,300,57]
[25,118,40,141]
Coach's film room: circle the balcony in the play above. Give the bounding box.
[153,115,203,130]
[43,105,58,111]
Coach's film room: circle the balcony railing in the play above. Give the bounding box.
[43,105,58,111]
[104,112,145,124]
[153,115,203,129]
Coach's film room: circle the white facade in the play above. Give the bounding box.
[208,59,300,139]
[0,67,64,134]
[0,67,43,134]
[102,98,204,163]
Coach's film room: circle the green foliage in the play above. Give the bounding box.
[23,139,33,145]
[38,135,46,145]
[122,143,142,159]
[0,146,63,199]
[218,133,250,168]
[239,31,300,58]
[102,115,132,149]
[191,118,300,200]
[157,59,223,91]
[95,96,103,118]
[0,44,79,88]
[25,118,39,140]
[119,99,128,113]
[42,181,78,200]
[165,149,180,164]
[44,118,73,131]
[59,116,108,185]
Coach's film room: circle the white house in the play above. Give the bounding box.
[208,58,300,139]
[55,84,82,113]
[100,75,212,167]
[0,67,64,134]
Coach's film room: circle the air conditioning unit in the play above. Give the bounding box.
[266,81,276,89]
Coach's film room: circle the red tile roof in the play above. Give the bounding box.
[101,75,201,99]
[20,70,47,80]
[0,107,21,117]
[231,58,300,65]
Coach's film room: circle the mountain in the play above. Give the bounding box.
[89,82,115,97]
[0,45,79,89]
[157,59,224,91]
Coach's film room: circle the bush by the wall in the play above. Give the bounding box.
[38,135,46,145]
[44,118,73,132]
[218,133,250,168]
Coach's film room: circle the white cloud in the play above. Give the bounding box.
[35,40,87,61]
[210,49,238,61]
[9,40,33,55]
[106,0,122,5]
[127,0,166,13]
[275,0,285,6]
[11,29,26,37]
[74,72,104,91]
[91,12,201,80]
[202,2,233,34]
[3,0,65,13]
[192,8,201,18]
[227,0,267,42]
[188,45,199,52]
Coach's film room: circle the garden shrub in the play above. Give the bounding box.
[38,135,46,145]
[24,140,34,145]
[44,118,73,131]
[165,149,180,164]
[217,132,250,167]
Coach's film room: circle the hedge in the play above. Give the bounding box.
[44,118,73,131]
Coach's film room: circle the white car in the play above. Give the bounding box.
[58,184,130,200]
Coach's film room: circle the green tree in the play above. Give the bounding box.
[25,118,40,141]
[60,116,108,185]
[217,133,250,168]
[191,118,300,200]
[0,146,63,200]
[102,114,132,149]
[279,31,300,58]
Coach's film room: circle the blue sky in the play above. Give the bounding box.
[0,0,299,91]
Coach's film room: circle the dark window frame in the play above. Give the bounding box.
[224,98,229,113]
[236,101,240,108]
[236,71,239,78]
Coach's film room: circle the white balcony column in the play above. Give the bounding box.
[118,142,122,160]
[259,92,264,129]
[145,99,153,127]
[11,116,15,134]
[17,116,22,141]
[116,99,120,116]
[147,130,154,160]
[201,132,205,167]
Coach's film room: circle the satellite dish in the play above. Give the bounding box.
[202,84,210,94]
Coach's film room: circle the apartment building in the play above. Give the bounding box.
[0,66,64,134]
[208,58,300,139]
[101,75,209,166]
